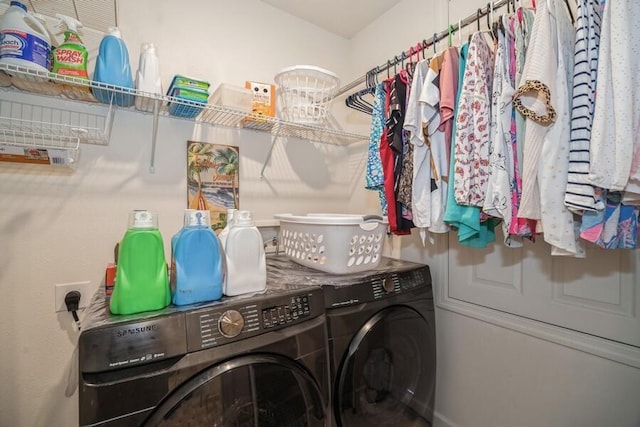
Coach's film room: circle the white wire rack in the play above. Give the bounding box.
[0,63,368,173]
[0,128,79,168]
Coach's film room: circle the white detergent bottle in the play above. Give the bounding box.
[218,208,237,249]
[135,42,162,112]
[0,1,51,73]
[224,210,266,296]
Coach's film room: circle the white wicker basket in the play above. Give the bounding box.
[275,214,388,274]
[274,65,340,125]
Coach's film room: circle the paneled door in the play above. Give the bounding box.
[447,231,640,350]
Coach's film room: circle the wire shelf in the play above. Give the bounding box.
[0,63,368,146]
[0,128,79,168]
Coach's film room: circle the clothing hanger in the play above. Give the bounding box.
[432,33,437,56]
[469,8,481,43]
[458,18,462,44]
[447,24,454,47]
[422,39,428,60]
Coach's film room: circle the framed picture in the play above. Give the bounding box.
[187,141,239,232]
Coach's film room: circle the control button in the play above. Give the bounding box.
[218,310,245,338]
[382,276,395,293]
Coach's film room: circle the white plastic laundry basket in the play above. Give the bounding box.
[275,213,388,274]
[274,65,340,125]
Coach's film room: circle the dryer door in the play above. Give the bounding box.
[335,305,436,427]
[143,353,326,426]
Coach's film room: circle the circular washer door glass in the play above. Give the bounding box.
[144,354,325,426]
[335,306,436,427]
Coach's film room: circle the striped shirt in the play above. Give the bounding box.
[564,0,602,213]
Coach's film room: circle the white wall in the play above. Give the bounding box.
[348,0,640,426]
[0,1,356,425]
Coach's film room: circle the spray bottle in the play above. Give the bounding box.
[52,14,93,100]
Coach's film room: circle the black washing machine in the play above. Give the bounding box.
[78,285,329,426]
[268,256,436,427]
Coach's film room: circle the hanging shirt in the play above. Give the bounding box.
[588,1,640,195]
[404,60,432,231]
[365,82,388,215]
[515,0,584,256]
[564,0,603,213]
[444,43,499,248]
[483,20,516,245]
[419,53,449,234]
[514,7,535,169]
[580,191,639,249]
[453,31,495,207]
[589,0,640,198]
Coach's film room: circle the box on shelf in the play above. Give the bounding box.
[244,81,276,122]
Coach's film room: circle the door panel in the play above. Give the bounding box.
[449,231,640,347]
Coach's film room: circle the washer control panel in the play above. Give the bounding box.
[185,287,322,351]
[263,294,311,329]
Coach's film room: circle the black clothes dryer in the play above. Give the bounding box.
[268,256,437,427]
[78,285,329,427]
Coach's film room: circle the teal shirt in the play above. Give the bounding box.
[443,42,499,248]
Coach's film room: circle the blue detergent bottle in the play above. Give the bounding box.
[92,26,134,106]
[171,209,224,306]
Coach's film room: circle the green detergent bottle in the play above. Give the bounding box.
[110,210,170,315]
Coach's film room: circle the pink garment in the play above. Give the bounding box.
[439,47,459,169]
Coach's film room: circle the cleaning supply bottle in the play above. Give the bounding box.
[51,14,93,101]
[110,210,170,315]
[0,1,51,73]
[92,26,134,107]
[217,208,236,249]
[224,210,266,296]
[171,209,224,306]
[135,42,163,112]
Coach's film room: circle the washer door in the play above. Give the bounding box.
[143,354,326,426]
[335,305,436,427]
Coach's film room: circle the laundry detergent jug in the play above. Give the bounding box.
[171,209,224,306]
[110,210,170,315]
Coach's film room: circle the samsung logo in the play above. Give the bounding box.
[115,324,158,337]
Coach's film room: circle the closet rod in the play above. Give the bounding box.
[333,0,511,98]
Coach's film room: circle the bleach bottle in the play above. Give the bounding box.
[92,26,134,106]
[0,1,51,73]
[110,210,170,315]
[224,210,266,296]
[171,209,224,306]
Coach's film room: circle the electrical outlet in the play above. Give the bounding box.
[54,281,92,313]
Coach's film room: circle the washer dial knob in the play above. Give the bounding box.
[383,276,395,293]
[218,310,245,338]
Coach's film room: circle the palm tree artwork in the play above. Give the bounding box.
[187,141,239,231]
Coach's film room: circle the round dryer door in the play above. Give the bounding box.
[143,354,326,426]
[335,306,436,427]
